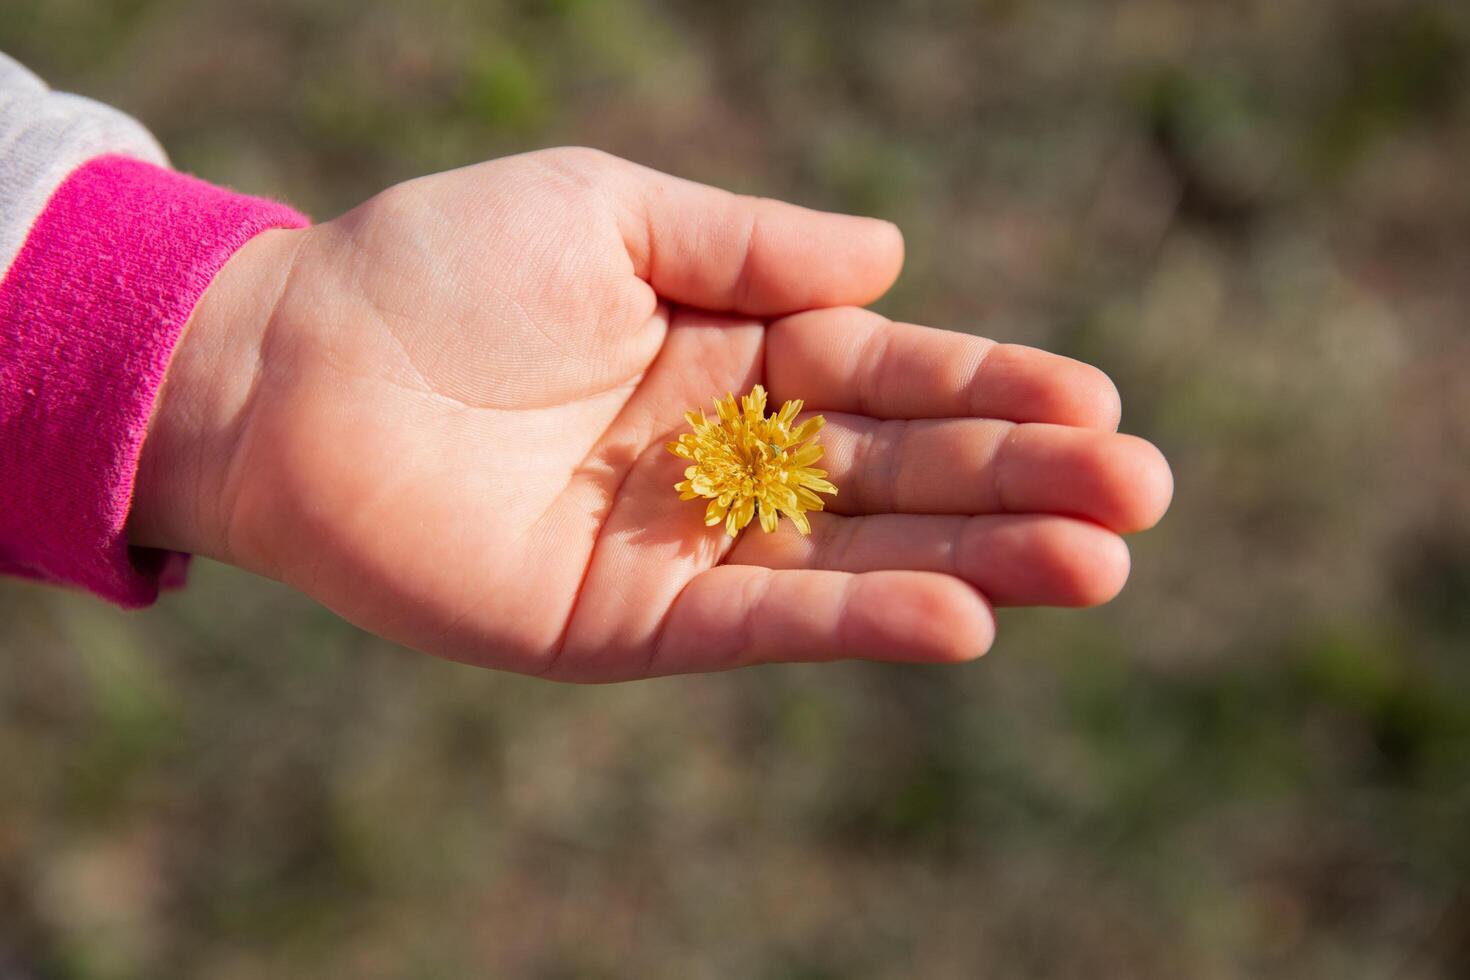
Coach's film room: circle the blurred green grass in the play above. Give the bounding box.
[3,0,1470,977]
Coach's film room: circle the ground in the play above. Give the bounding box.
[2,1,1469,976]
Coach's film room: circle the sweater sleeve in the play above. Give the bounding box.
[0,52,309,607]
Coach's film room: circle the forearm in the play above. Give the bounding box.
[127,226,306,563]
[0,52,307,606]
[0,52,168,272]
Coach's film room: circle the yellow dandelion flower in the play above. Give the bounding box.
[666,385,837,538]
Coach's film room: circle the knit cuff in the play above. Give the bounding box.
[0,155,309,607]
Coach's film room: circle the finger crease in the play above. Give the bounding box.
[954,517,983,579]
[734,568,774,668]
[833,573,862,660]
[828,516,862,571]
[729,203,761,310]
[965,339,1000,419]
[854,424,883,512]
[856,324,894,418]
[993,422,1022,514]
[879,419,909,513]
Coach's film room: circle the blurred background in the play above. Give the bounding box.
[2,0,1469,976]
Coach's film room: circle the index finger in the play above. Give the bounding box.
[554,149,906,315]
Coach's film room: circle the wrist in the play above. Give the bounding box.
[128,226,308,563]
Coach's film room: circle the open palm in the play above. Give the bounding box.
[143,148,1171,681]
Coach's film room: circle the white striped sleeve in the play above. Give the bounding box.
[0,50,168,281]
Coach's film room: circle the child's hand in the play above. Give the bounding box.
[130,148,1172,680]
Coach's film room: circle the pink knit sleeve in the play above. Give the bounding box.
[0,155,309,607]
